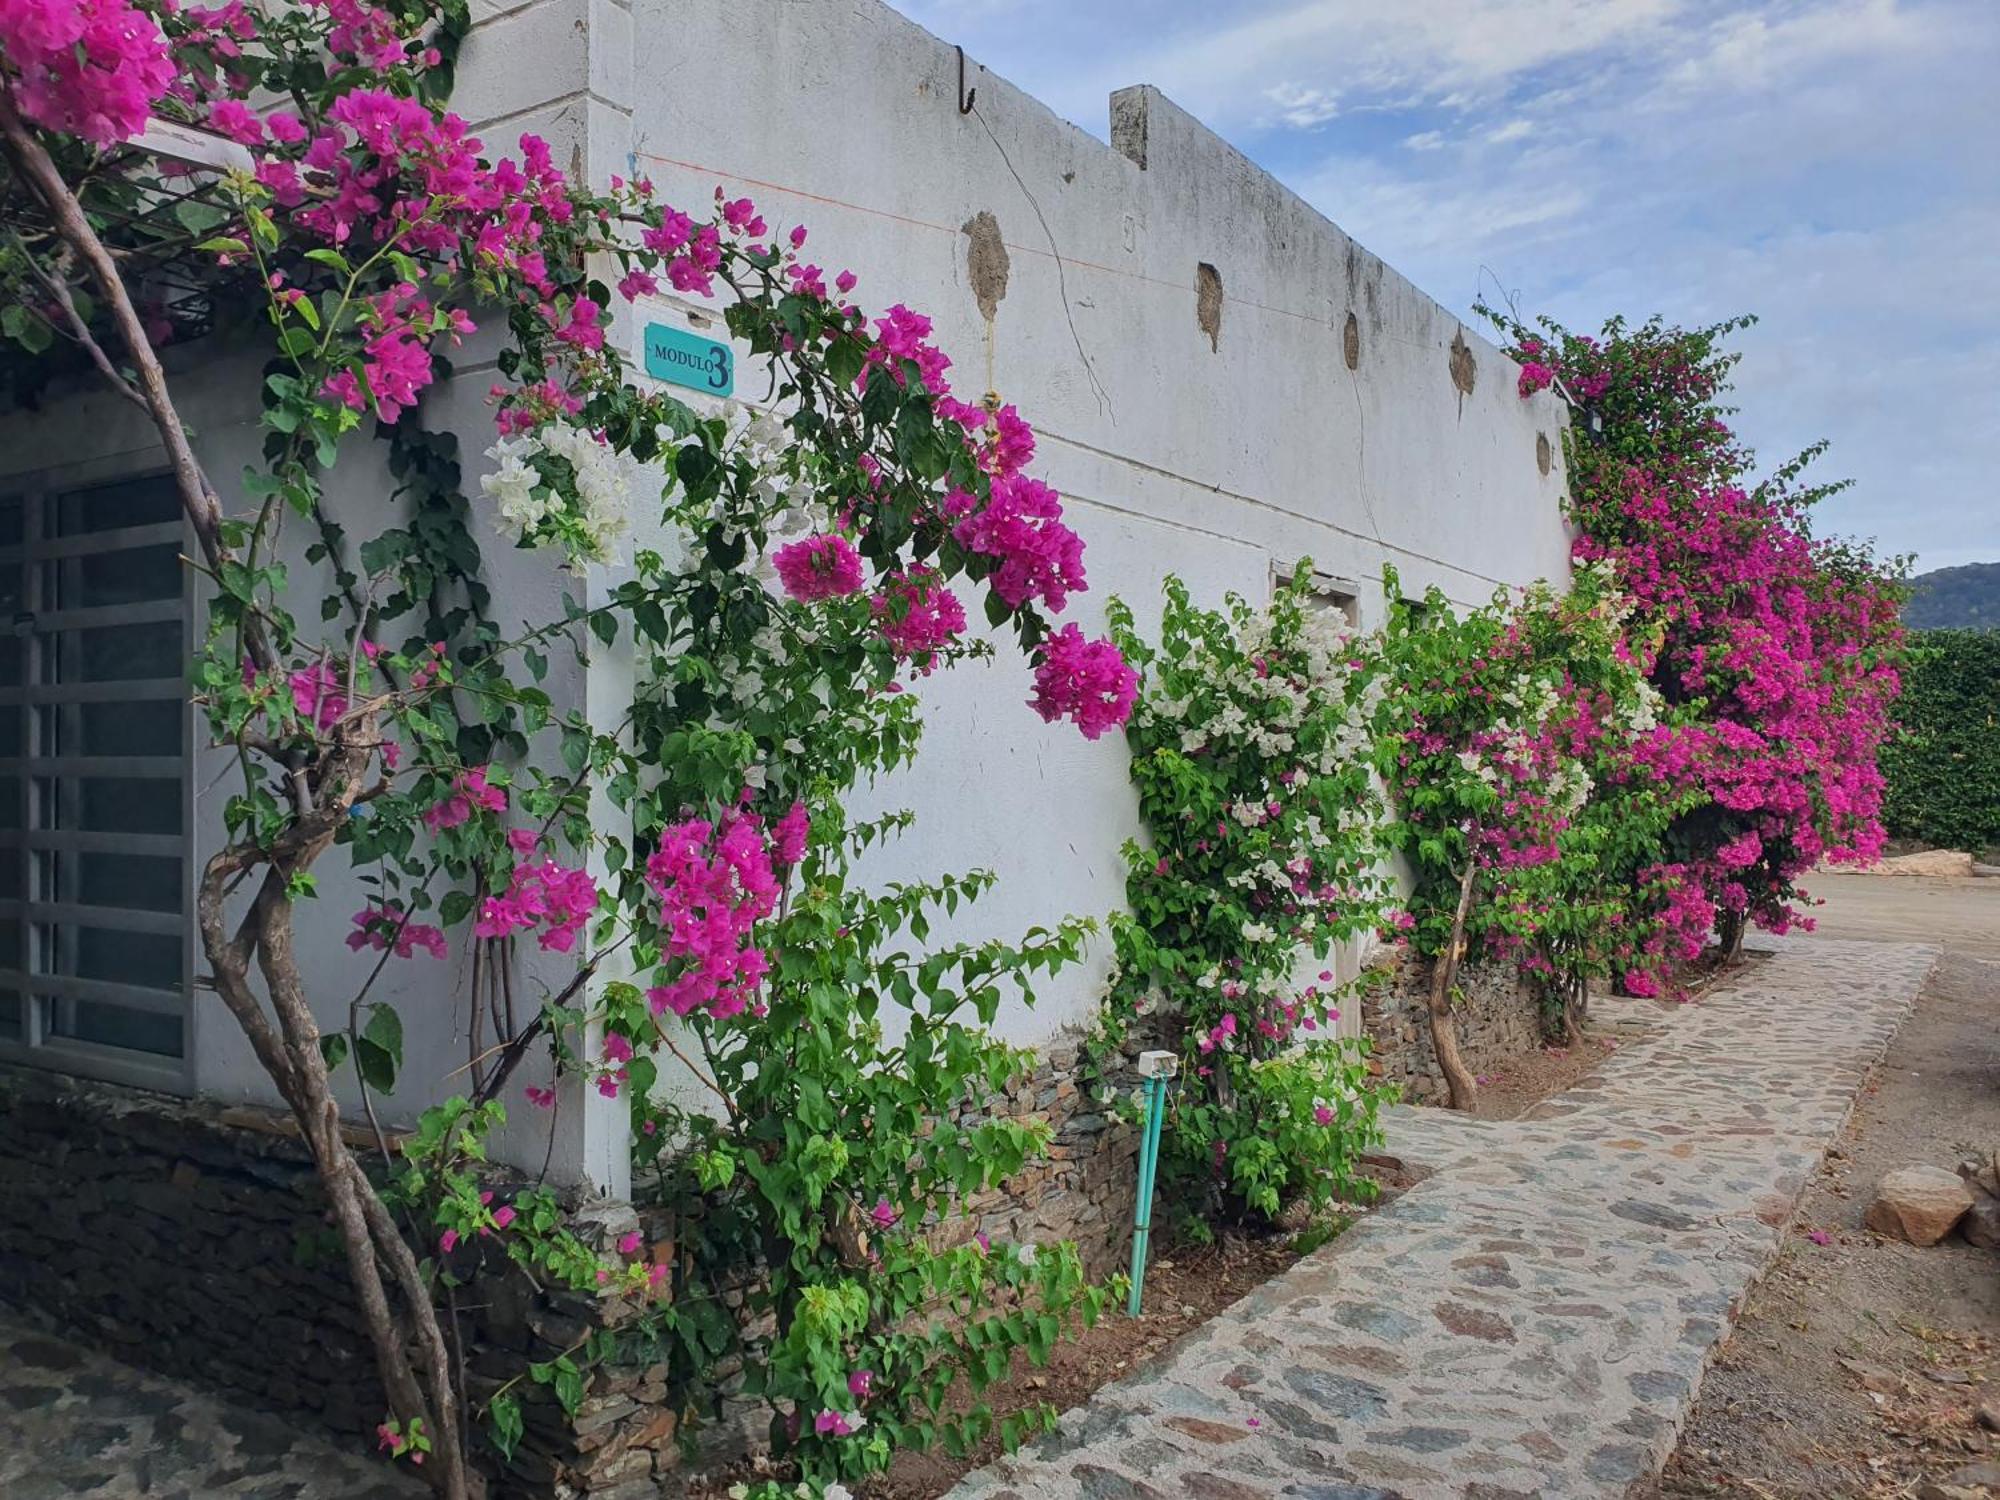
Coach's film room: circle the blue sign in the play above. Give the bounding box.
[643,322,734,396]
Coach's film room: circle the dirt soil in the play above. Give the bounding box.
[1640,948,2000,1499]
[689,1235,1308,1500]
[1471,1031,1636,1120]
[875,1235,1305,1499]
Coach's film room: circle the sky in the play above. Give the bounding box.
[899,0,1999,573]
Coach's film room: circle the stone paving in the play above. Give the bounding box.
[0,1316,419,1500]
[947,936,1940,1500]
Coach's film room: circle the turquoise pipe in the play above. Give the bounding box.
[1126,1070,1170,1317]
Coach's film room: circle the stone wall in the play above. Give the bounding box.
[2,998,1450,1492]
[0,1046,1152,1492]
[1360,956,1553,1105]
[0,1065,676,1499]
[945,1032,1147,1279]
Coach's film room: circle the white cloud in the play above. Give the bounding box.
[1263,81,1340,128]
[1085,0,1682,125]
[1484,118,1535,144]
[1660,0,1940,96]
[1403,129,1447,151]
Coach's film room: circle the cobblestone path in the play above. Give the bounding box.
[948,937,1939,1500]
[0,1316,419,1500]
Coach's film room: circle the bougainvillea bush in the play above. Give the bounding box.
[0,0,1134,1492]
[1100,570,1392,1228]
[1496,312,1904,968]
[1373,564,1699,1043]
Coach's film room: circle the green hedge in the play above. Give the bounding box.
[1881,628,2000,852]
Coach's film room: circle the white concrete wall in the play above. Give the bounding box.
[0,0,639,1189]
[0,0,1569,1181]
[610,0,1572,1050]
[0,344,626,1184]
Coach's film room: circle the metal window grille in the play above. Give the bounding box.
[0,473,193,1091]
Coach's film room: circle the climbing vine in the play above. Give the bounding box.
[1101,570,1392,1228]
[1492,310,1905,956]
[0,2,1135,1494]
[1372,564,1696,1068]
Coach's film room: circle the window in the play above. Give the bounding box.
[1273,563,1359,627]
[0,474,191,1089]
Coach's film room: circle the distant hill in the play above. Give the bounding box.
[1903,562,2000,630]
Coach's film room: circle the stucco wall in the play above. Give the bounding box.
[0,0,1568,1182]
[608,0,1573,1054]
[0,0,634,1189]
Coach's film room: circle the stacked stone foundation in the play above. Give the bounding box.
[1359,955,1556,1105]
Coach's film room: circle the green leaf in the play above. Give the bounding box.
[487,1393,523,1460]
[174,199,231,234]
[356,1004,404,1094]
[2,303,52,355]
[319,1032,350,1073]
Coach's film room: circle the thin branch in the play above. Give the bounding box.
[3,227,149,412]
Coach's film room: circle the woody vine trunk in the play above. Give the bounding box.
[1,93,478,1500]
[1426,860,1480,1111]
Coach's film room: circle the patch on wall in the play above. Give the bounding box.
[1196,261,1223,352]
[1449,329,1477,403]
[962,210,1010,323]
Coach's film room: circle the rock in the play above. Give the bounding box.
[1980,1402,2000,1434]
[1965,1196,2000,1251]
[1839,1356,1903,1394]
[1865,1167,1975,1246]
[1958,1154,2000,1201]
[1945,1459,2000,1492]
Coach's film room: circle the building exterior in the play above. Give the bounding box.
[0,0,1568,1487]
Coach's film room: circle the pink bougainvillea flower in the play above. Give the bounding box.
[772,534,864,602]
[0,0,177,144]
[425,765,507,834]
[870,566,966,674]
[289,661,346,731]
[771,801,810,868]
[948,473,1086,612]
[345,903,447,961]
[1029,625,1137,740]
[642,811,782,1022]
[617,1230,643,1256]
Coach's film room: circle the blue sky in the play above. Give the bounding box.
[900,0,1999,573]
